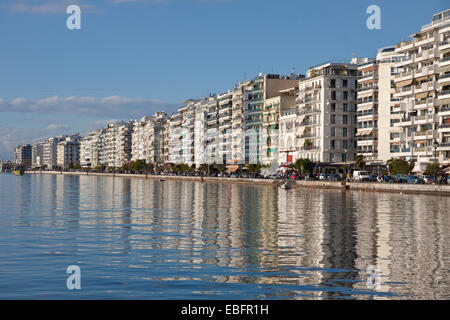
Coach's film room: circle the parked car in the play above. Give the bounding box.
[369,174,377,182]
[266,174,278,179]
[319,173,327,181]
[353,170,370,182]
[395,174,408,184]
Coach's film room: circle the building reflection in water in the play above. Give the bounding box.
[21,175,450,299]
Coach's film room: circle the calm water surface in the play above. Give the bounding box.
[0,173,448,299]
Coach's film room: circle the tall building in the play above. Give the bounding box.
[31,142,44,168]
[102,121,133,168]
[179,103,196,166]
[217,92,233,165]
[43,136,68,169]
[57,134,81,169]
[245,73,300,164]
[295,60,360,163]
[14,144,32,168]
[393,9,450,170]
[80,129,105,168]
[168,113,183,164]
[262,88,297,166]
[357,48,404,162]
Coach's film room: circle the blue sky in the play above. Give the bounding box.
[0,0,449,159]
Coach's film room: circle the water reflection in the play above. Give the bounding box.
[0,174,448,299]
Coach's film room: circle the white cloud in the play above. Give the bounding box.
[0,95,178,118]
[2,0,96,14]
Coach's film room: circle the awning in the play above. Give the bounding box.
[428,91,435,97]
[439,166,450,174]
[415,92,428,99]
[416,75,432,82]
[226,165,240,173]
[396,79,413,87]
[356,131,364,136]
[361,130,373,136]
[439,98,450,105]
[440,65,450,73]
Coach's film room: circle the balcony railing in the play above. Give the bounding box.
[440,57,450,63]
[439,123,450,129]
[438,90,450,96]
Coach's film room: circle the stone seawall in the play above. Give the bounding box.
[25,171,450,195]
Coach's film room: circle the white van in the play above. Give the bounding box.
[353,170,370,182]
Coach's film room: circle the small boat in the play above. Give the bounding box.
[13,169,25,176]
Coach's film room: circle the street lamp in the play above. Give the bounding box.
[433,140,439,184]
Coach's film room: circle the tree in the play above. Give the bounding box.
[199,163,209,172]
[131,159,147,172]
[387,158,415,175]
[355,155,365,170]
[74,163,82,170]
[68,162,74,170]
[424,162,440,176]
[248,164,261,174]
[294,158,313,175]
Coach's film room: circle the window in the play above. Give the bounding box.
[331,127,335,136]
[343,140,348,148]
[330,79,336,88]
[343,91,348,100]
[331,91,336,100]
[343,79,348,88]
[330,115,336,124]
[331,103,336,112]
[330,140,335,149]
[343,115,348,124]
[343,127,348,137]
[343,103,348,112]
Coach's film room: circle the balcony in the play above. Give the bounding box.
[438,142,450,150]
[440,40,450,50]
[414,98,435,109]
[438,89,450,100]
[438,123,450,132]
[439,56,450,67]
[438,105,450,116]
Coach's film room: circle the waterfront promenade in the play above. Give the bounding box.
[24,170,450,196]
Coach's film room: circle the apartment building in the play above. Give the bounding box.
[31,142,44,168]
[357,48,404,162]
[168,113,182,164]
[217,92,233,165]
[0,160,13,172]
[193,99,207,167]
[80,129,105,168]
[393,9,450,170]
[230,81,251,165]
[101,122,133,168]
[204,96,219,164]
[56,135,80,168]
[14,144,32,168]
[179,103,196,166]
[295,60,360,163]
[42,136,69,169]
[246,74,300,164]
[262,89,297,166]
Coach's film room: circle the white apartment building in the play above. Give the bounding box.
[101,121,133,168]
[56,134,80,168]
[217,91,233,165]
[204,97,219,165]
[43,135,70,169]
[231,81,250,165]
[393,9,450,170]
[193,99,207,167]
[295,60,360,163]
[179,103,196,166]
[31,142,44,168]
[357,48,404,162]
[168,113,182,164]
[262,90,296,166]
[80,129,105,168]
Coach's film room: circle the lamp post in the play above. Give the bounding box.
[433,140,438,185]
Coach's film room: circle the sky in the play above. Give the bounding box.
[0,0,449,160]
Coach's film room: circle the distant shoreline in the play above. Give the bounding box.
[22,170,450,196]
